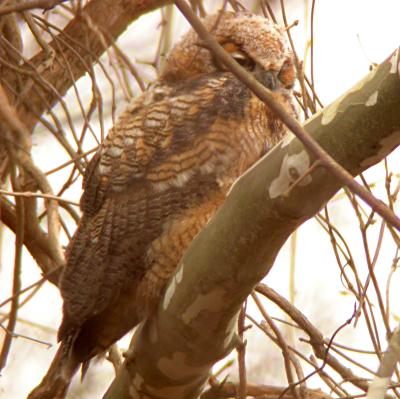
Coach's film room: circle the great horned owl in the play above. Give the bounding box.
[29,10,296,399]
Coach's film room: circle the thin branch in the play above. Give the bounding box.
[256,284,371,393]
[0,84,65,268]
[0,323,52,347]
[237,302,248,399]
[0,0,67,17]
[252,292,301,399]
[202,376,331,399]
[1,198,63,285]
[0,165,24,372]
[0,189,79,206]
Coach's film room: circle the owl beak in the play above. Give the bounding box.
[255,64,295,91]
[255,67,280,91]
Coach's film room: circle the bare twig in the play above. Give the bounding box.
[255,284,371,393]
[0,0,66,17]
[0,84,64,267]
[237,302,248,399]
[0,165,24,372]
[0,189,79,206]
[0,323,52,347]
[252,292,302,399]
[202,376,331,399]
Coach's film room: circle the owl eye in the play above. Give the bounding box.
[221,42,255,71]
[230,51,256,70]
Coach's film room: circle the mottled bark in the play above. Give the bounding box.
[104,50,400,399]
[367,323,400,399]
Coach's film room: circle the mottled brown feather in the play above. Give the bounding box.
[32,12,297,398]
[59,12,297,361]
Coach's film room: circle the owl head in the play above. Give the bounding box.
[161,11,295,90]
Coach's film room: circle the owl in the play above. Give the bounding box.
[29,10,296,399]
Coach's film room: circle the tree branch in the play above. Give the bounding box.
[0,0,67,17]
[103,48,400,399]
[1,198,63,285]
[367,324,400,399]
[1,0,172,131]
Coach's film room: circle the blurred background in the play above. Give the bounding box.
[0,0,399,397]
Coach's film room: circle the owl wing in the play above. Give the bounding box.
[58,73,252,340]
[80,74,252,214]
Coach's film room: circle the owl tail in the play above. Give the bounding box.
[27,340,80,399]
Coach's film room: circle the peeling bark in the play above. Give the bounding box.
[103,49,400,399]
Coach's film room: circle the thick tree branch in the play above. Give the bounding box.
[0,0,67,17]
[367,324,400,399]
[1,0,171,131]
[104,49,400,399]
